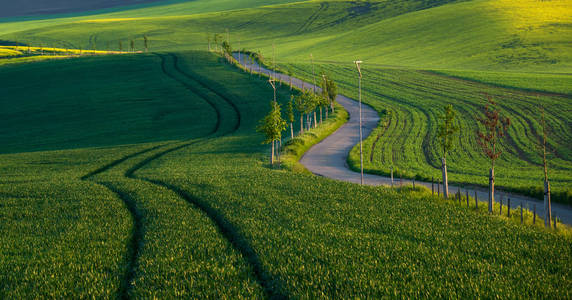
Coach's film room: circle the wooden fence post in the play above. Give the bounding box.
[488,168,494,213]
[544,180,551,228]
[507,198,511,218]
[390,167,394,188]
[457,187,461,204]
[437,180,440,197]
[554,216,557,229]
[466,190,469,208]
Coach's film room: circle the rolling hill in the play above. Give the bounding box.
[1,0,570,71]
[0,0,571,297]
[1,50,570,298]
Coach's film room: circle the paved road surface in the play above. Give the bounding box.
[234,53,572,225]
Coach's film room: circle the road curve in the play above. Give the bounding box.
[233,53,572,226]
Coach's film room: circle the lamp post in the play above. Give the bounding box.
[269,77,276,103]
[354,60,364,185]
[311,53,317,128]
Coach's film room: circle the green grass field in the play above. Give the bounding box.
[278,62,572,203]
[1,51,570,298]
[1,0,571,297]
[432,69,572,96]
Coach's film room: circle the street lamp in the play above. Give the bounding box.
[268,77,276,103]
[311,53,317,129]
[354,60,364,185]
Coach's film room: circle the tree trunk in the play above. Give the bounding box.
[313,111,317,128]
[325,108,329,119]
[489,168,494,213]
[271,142,275,165]
[290,123,294,139]
[300,116,304,135]
[390,167,394,187]
[331,103,335,113]
[441,157,449,199]
[320,107,323,125]
[544,180,551,228]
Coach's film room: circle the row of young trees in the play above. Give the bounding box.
[13,34,150,56]
[223,40,553,227]
[438,96,553,227]
[117,35,150,53]
[207,32,232,57]
[257,73,338,164]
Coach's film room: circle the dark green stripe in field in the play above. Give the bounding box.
[0,54,216,154]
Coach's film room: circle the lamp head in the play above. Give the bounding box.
[353,60,363,78]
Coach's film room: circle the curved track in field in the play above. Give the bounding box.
[234,52,572,225]
[81,53,286,298]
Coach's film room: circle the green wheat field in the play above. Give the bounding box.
[0,0,570,297]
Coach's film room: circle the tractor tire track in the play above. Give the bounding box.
[80,145,167,298]
[98,181,143,299]
[123,135,290,299]
[369,113,391,162]
[296,2,328,34]
[78,52,226,297]
[169,53,241,132]
[142,177,288,299]
[122,53,286,298]
[157,53,222,134]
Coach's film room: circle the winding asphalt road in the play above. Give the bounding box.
[234,53,572,225]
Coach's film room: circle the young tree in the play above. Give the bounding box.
[318,94,329,125]
[321,74,328,119]
[321,75,338,117]
[436,104,459,199]
[119,40,123,52]
[299,90,317,130]
[294,91,306,135]
[130,39,135,52]
[214,34,223,53]
[207,35,212,51]
[476,96,511,213]
[540,107,552,227]
[144,34,149,53]
[310,92,319,129]
[221,40,232,56]
[287,95,295,139]
[327,78,337,112]
[257,101,287,164]
[257,50,264,73]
